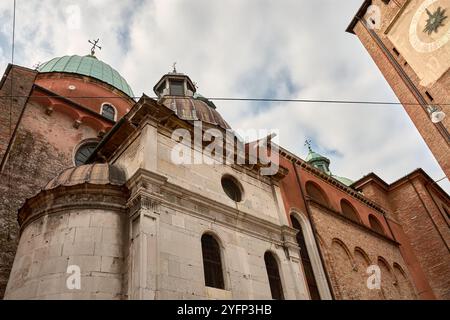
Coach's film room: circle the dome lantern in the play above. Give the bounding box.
[304,140,354,187]
[305,140,331,175]
[153,65,197,98]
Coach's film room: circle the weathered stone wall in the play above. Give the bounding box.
[0,95,99,298]
[4,186,127,300]
[154,200,305,300]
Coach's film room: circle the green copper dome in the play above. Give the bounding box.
[305,150,329,163]
[38,55,134,97]
[304,143,353,186]
[332,175,354,187]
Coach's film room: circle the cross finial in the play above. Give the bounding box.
[172,62,177,73]
[33,62,42,70]
[88,38,102,56]
[304,139,313,152]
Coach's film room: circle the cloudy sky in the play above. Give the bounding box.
[0,0,448,192]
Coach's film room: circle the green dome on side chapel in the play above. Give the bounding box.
[37,54,134,97]
[304,142,354,187]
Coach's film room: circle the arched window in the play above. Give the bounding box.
[201,234,224,289]
[305,181,328,206]
[340,199,360,222]
[101,103,116,121]
[74,142,98,166]
[264,252,284,300]
[291,216,321,300]
[369,215,385,235]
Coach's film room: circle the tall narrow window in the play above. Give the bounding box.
[201,234,224,289]
[101,104,116,121]
[291,216,321,300]
[264,252,284,300]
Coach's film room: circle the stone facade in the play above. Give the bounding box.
[5,183,128,300]
[1,47,449,300]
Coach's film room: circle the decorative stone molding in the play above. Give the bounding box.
[18,184,128,231]
[127,193,161,218]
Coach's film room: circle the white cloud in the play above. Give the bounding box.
[0,0,448,192]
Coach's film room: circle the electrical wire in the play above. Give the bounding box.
[1,94,449,106]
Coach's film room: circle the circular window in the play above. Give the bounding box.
[221,175,243,202]
[74,142,98,166]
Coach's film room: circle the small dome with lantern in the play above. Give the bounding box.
[153,64,231,130]
[305,141,354,186]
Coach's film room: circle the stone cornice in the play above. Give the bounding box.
[18,184,128,232]
[128,168,292,245]
[280,147,391,216]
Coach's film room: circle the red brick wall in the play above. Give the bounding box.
[388,176,450,299]
[278,157,419,299]
[309,202,416,300]
[0,66,37,163]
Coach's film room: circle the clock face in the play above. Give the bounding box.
[409,0,449,53]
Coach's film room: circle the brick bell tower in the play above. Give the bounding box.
[347,0,450,178]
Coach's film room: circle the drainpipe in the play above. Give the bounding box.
[292,160,335,300]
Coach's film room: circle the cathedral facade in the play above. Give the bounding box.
[0,2,449,298]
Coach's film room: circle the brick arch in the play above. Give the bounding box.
[377,256,399,300]
[50,102,83,122]
[340,199,361,223]
[331,238,353,262]
[354,247,371,266]
[329,238,360,299]
[305,181,330,207]
[393,263,416,300]
[353,247,381,299]
[368,214,385,235]
[80,115,108,133]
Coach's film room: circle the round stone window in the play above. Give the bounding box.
[221,175,243,202]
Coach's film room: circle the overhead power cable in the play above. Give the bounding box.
[1,94,449,106]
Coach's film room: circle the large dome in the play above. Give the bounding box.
[38,55,134,97]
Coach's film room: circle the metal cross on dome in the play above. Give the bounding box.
[304,139,313,152]
[33,62,42,70]
[88,38,102,56]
